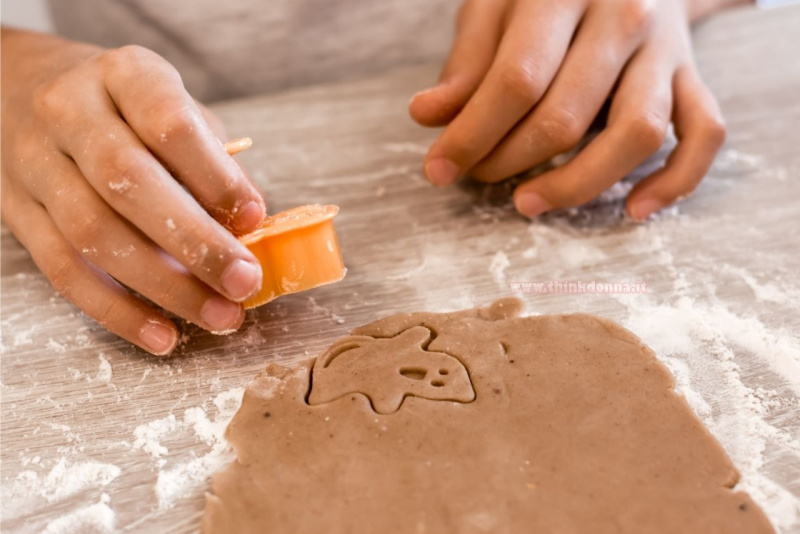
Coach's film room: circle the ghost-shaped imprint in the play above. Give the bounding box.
[307,326,475,414]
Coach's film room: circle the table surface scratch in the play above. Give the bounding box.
[2,5,799,533]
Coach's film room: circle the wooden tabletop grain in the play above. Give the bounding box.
[2,5,799,533]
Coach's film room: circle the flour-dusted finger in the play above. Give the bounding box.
[421,1,581,187]
[513,43,673,217]
[43,88,263,303]
[409,0,505,127]
[626,65,726,220]
[29,152,245,334]
[100,45,265,235]
[3,190,178,356]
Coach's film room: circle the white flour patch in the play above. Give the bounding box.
[382,142,428,155]
[111,244,136,258]
[108,178,134,193]
[132,414,182,461]
[95,355,113,384]
[526,224,608,271]
[42,494,115,534]
[126,389,245,510]
[13,327,35,347]
[248,375,283,400]
[3,459,120,518]
[154,388,244,509]
[718,263,798,306]
[386,258,427,281]
[308,297,346,324]
[46,339,67,353]
[489,251,510,287]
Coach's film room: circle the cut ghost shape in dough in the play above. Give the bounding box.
[307,325,475,414]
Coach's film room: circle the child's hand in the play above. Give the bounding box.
[410,0,728,220]
[1,30,266,356]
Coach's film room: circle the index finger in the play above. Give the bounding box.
[49,88,263,303]
[422,2,581,187]
[102,45,266,235]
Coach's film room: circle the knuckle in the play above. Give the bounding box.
[177,232,212,270]
[101,44,159,71]
[70,210,107,247]
[497,62,544,102]
[536,107,584,152]
[152,276,184,308]
[32,79,69,120]
[147,103,200,144]
[94,297,126,329]
[45,254,79,296]
[623,113,668,153]
[619,0,656,41]
[103,149,144,195]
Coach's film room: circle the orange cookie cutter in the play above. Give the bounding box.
[223,138,346,308]
[237,204,346,309]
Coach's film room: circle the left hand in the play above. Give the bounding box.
[409,0,727,220]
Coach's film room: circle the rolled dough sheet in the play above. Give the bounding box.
[203,298,775,534]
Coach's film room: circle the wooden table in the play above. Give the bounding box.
[2,5,799,533]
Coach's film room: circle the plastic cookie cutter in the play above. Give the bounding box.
[223,138,346,308]
[237,204,346,308]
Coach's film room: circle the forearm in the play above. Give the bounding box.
[689,0,753,23]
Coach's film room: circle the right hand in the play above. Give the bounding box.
[1,30,267,356]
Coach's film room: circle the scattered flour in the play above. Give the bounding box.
[111,244,136,258]
[308,297,346,324]
[42,494,115,534]
[386,258,427,281]
[3,459,120,519]
[129,388,245,509]
[133,414,182,460]
[489,251,510,287]
[46,339,67,353]
[13,327,35,347]
[95,355,113,384]
[381,142,427,155]
[526,224,608,270]
[718,263,798,306]
[622,296,800,531]
[107,178,133,193]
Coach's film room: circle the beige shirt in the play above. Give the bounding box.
[48,0,459,102]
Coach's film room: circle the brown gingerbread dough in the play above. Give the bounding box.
[203,299,775,534]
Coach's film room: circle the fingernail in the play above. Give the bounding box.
[410,85,440,103]
[139,321,177,356]
[237,200,265,230]
[629,198,663,221]
[221,259,262,301]
[424,158,460,187]
[514,191,552,219]
[201,296,244,332]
